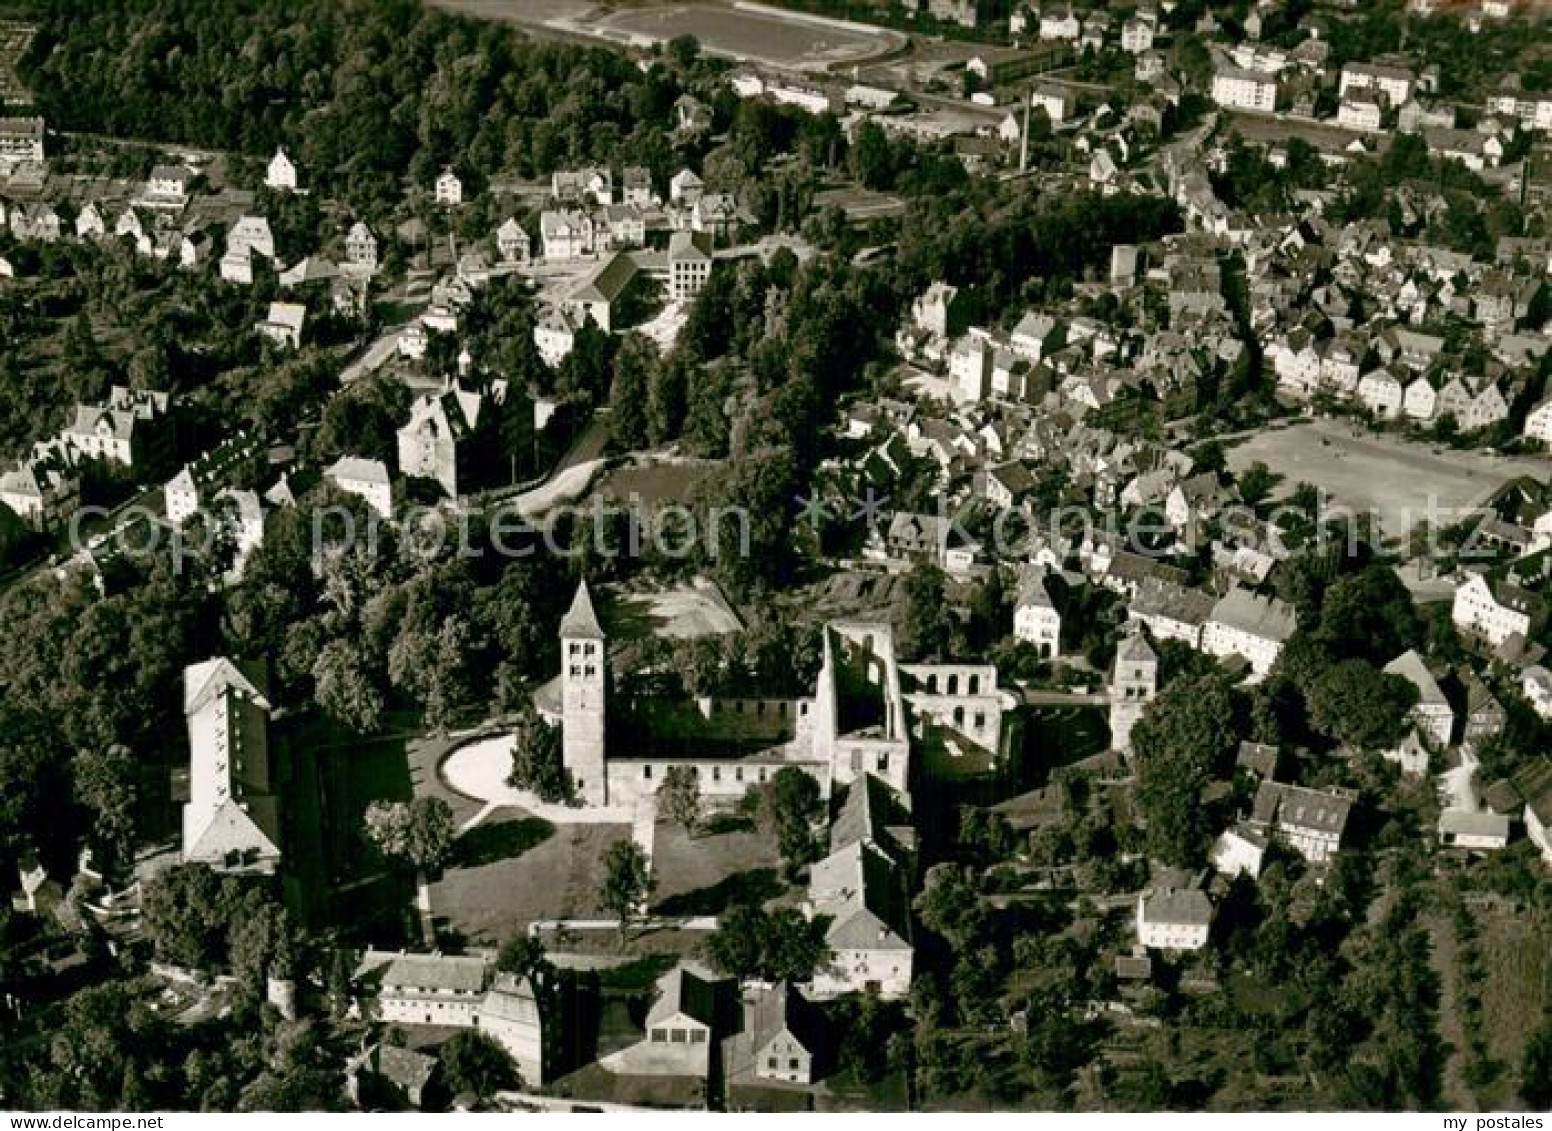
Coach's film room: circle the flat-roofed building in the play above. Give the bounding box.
[1212,65,1278,112]
[0,115,43,171]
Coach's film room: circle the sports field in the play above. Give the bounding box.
[814,185,908,221]
[428,0,595,24]
[588,3,904,70]
[431,1,904,72]
[1227,418,1551,538]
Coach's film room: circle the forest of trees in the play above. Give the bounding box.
[21,0,699,214]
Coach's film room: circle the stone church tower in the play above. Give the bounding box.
[560,580,608,806]
[1109,629,1158,757]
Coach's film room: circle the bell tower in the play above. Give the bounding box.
[560,579,608,806]
[1109,629,1158,757]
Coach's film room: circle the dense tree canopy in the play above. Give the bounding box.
[439,1031,519,1099]
[23,0,715,216]
[1306,660,1419,751]
[706,902,829,982]
[763,765,823,873]
[1131,672,1240,867]
[505,703,571,803]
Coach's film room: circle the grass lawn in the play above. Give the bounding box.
[649,819,787,917]
[452,811,554,869]
[1423,911,1473,1109]
[813,185,908,222]
[0,21,33,103]
[1011,706,1110,788]
[429,821,631,947]
[535,922,716,962]
[609,579,743,641]
[817,1067,910,1112]
[406,730,487,826]
[412,728,642,948]
[1227,970,1301,1018]
[594,457,723,507]
[547,1059,708,1110]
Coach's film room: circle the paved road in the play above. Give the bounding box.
[339,322,413,385]
[472,414,613,518]
[509,458,606,518]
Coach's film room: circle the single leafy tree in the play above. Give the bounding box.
[362,801,411,863]
[363,797,456,874]
[706,903,767,979]
[706,903,829,981]
[312,640,385,734]
[507,704,572,803]
[657,765,702,835]
[761,906,830,982]
[1236,461,1279,508]
[495,935,552,984]
[598,840,655,939]
[764,766,822,872]
[440,1030,520,1099]
[915,863,987,951]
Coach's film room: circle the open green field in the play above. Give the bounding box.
[405,728,634,944]
[425,0,595,27]
[594,456,723,506]
[650,817,788,916]
[609,578,743,640]
[814,184,909,222]
[0,20,34,103]
[429,820,632,946]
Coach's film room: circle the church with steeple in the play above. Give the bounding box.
[559,580,608,806]
[541,579,1015,811]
